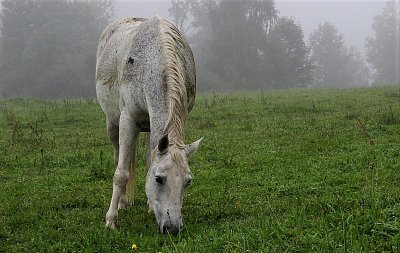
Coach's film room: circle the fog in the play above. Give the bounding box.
[0,0,398,97]
[116,0,386,54]
[115,0,399,91]
[276,1,387,55]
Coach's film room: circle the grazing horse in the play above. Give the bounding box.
[96,16,202,234]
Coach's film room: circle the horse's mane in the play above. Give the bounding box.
[158,19,188,146]
[158,18,189,167]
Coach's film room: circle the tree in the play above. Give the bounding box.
[206,0,274,89]
[264,16,313,87]
[171,0,313,91]
[346,46,370,87]
[169,0,198,36]
[365,1,400,85]
[309,22,369,87]
[190,0,278,90]
[0,0,114,97]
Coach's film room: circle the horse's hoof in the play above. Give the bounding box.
[105,211,117,229]
[105,219,116,229]
[118,195,129,210]
[118,202,127,210]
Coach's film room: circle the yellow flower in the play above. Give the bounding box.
[131,243,137,251]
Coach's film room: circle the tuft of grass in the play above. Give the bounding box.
[1,86,400,252]
[378,106,399,125]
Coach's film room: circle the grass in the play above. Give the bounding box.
[1,86,400,252]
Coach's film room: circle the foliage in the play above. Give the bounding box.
[1,86,400,252]
[365,0,400,85]
[168,0,197,35]
[309,22,370,87]
[169,0,313,91]
[0,0,114,98]
[264,16,313,88]
[197,0,277,91]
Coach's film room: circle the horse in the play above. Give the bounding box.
[95,16,202,235]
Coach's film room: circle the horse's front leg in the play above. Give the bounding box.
[107,120,130,209]
[105,109,139,229]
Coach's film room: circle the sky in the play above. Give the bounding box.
[115,0,396,56]
[275,1,388,53]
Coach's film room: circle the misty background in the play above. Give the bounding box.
[0,0,399,97]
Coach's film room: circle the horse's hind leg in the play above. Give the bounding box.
[105,109,139,229]
[107,121,119,166]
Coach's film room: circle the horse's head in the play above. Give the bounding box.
[145,134,202,235]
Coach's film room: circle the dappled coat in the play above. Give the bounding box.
[95,16,200,234]
[96,17,196,132]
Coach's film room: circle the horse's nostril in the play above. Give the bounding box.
[159,223,181,235]
[167,226,180,235]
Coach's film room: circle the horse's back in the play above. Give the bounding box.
[96,17,196,124]
[96,18,146,87]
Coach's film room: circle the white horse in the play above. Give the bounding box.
[96,17,202,234]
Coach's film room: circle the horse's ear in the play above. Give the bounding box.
[158,134,169,155]
[185,138,203,158]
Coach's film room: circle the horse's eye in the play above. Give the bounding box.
[155,175,165,185]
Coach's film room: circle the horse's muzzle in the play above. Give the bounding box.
[158,221,183,235]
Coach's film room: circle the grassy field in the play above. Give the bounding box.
[1,86,400,252]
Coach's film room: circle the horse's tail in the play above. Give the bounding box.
[125,141,138,204]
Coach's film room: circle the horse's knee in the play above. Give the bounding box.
[113,169,129,187]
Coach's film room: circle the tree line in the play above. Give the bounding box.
[0,0,114,97]
[170,0,313,91]
[170,0,399,91]
[0,0,398,97]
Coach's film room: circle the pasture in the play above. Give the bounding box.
[1,86,400,252]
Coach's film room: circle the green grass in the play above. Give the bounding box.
[1,86,400,252]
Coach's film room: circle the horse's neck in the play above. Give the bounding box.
[167,126,185,148]
[148,19,188,150]
[147,103,186,150]
[164,96,187,148]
